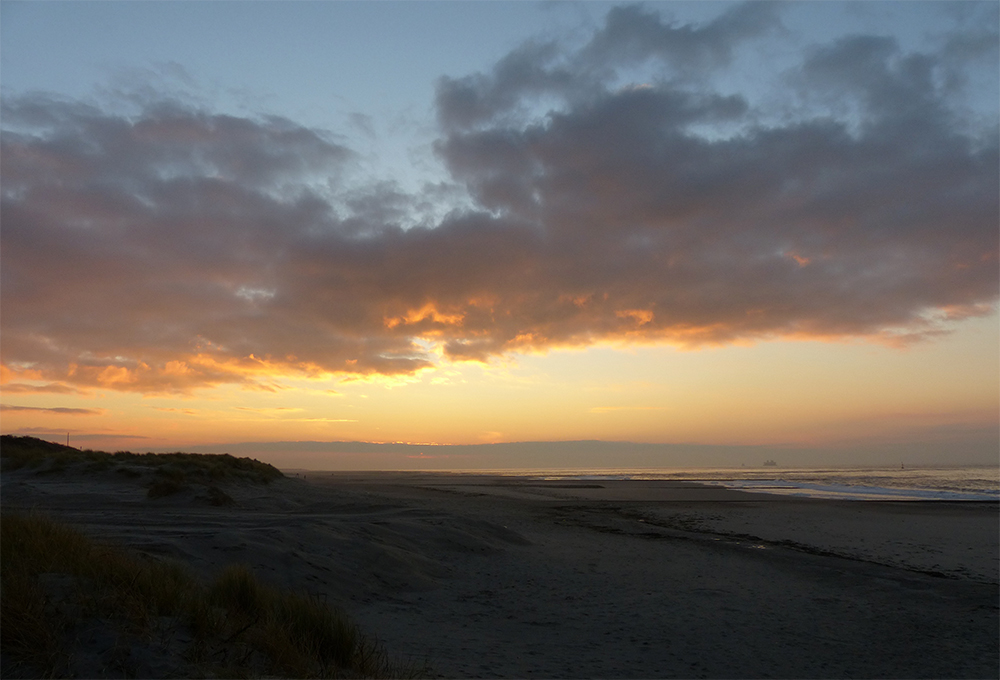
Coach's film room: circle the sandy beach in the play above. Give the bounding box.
[2,466,997,678]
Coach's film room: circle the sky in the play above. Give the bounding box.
[1,1,998,469]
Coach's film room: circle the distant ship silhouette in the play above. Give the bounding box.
[762,459,777,467]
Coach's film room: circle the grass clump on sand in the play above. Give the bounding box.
[0,513,415,678]
[0,435,284,497]
[198,565,395,677]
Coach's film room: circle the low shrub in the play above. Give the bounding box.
[205,485,235,506]
[147,479,186,499]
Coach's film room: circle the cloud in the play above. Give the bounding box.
[0,404,105,416]
[1,3,996,394]
[9,428,149,441]
[0,382,84,395]
[579,1,784,74]
[234,406,302,412]
[152,407,198,415]
[590,406,670,414]
[434,2,782,131]
[348,112,376,139]
[431,6,998,356]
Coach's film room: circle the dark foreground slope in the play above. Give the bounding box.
[0,437,413,679]
[2,437,997,678]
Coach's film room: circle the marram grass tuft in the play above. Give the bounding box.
[0,512,424,678]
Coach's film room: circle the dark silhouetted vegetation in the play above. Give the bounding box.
[0,512,419,678]
[1,435,283,485]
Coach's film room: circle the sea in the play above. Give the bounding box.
[511,466,1000,501]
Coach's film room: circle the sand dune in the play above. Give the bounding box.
[2,465,997,678]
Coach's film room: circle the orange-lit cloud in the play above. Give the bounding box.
[0,382,85,395]
[1,6,996,395]
[384,303,466,332]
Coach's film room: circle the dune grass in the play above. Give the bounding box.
[0,512,417,678]
[0,435,283,489]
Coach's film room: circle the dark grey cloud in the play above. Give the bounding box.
[0,404,104,415]
[1,94,353,193]
[435,2,782,131]
[435,39,579,131]
[432,5,998,355]
[580,1,783,73]
[1,3,996,393]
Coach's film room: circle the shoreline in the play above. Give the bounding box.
[299,468,1000,501]
[3,466,997,678]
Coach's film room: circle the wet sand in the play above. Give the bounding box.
[2,468,997,678]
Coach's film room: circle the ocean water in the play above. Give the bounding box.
[514,466,1000,501]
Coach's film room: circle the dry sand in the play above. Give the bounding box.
[2,467,997,678]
